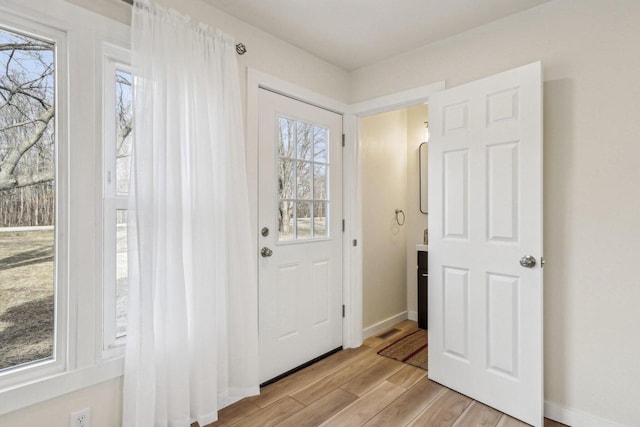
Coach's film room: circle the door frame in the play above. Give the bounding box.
[348,81,445,345]
[247,68,445,349]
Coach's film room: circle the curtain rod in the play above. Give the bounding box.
[120,0,247,55]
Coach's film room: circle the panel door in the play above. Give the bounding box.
[428,62,543,426]
[258,88,343,383]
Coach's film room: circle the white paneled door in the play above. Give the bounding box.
[258,89,343,383]
[428,62,543,426]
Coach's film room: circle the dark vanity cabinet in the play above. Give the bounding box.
[417,250,428,329]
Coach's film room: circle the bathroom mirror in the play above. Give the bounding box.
[419,142,428,214]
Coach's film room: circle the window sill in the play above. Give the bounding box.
[0,357,124,416]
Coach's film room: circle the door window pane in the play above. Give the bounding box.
[278,159,295,199]
[296,201,312,239]
[296,161,312,199]
[314,164,327,200]
[297,122,313,160]
[278,201,294,241]
[313,202,328,238]
[313,126,328,162]
[0,28,55,370]
[278,117,295,158]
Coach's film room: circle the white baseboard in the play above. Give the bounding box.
[545,401,628,427]
[408,311,417,321]
[362,311,408,339]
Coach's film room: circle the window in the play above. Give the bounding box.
[0,2,134,412]
[277,117,330,241]
[102,46,131,353]
[0,26,58,373]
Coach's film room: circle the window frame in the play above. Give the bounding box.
[0,12,69,390]
[101,43,131,358]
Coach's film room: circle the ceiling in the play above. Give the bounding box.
[204,0,553,71]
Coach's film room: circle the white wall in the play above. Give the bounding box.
[405,105,428,319]
[352,0,640,425]
[361,110,408,329]
[0,378,122,427]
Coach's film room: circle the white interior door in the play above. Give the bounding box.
[258,88,343,383]
[428,62,543,426]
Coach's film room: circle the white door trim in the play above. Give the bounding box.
[347,81,445,346]
[349,82,446,116]
[247,69,445,349]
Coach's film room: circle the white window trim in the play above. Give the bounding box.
[0,9,69,392]
[100,43,131,359]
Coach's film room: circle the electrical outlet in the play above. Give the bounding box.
[70,408,91,427]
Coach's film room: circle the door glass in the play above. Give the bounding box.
[296,201,312,239]
[278,117,294,157]
[314,164,327,199]
[296,161,312,199]
[313,127,327,162]
[277,116,330,242]
[296,122,313,160]
[313,201,328,238]
[278,159,295,199]
[278,201,294,241]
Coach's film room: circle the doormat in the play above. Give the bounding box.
[377,329,428,371]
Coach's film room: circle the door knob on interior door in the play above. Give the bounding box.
[519,255,536,268]
[261,247,273,258]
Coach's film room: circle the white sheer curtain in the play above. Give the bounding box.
[123,2,259,426]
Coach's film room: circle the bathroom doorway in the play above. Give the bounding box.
[360,104,429,364]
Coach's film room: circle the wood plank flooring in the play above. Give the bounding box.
[202,321,568,427]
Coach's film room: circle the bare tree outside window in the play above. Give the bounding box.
[0,28,55,370]
[277,117,329,241]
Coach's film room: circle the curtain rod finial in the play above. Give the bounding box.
[236,43,247,55]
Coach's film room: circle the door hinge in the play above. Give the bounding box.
[342,219,345,232]
[342,134,345,147]
[342,304,345,318]
[352,239,357,247]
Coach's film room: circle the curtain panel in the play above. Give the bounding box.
[123,2,258,426]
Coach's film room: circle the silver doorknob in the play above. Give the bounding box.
[520,255,536,268]
[261,247,273,258]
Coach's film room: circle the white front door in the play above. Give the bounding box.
[258,88,343,383]
[428,62,543,426]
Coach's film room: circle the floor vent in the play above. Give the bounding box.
[377,328,401,339]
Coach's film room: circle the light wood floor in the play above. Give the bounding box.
[205,320,567,427]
